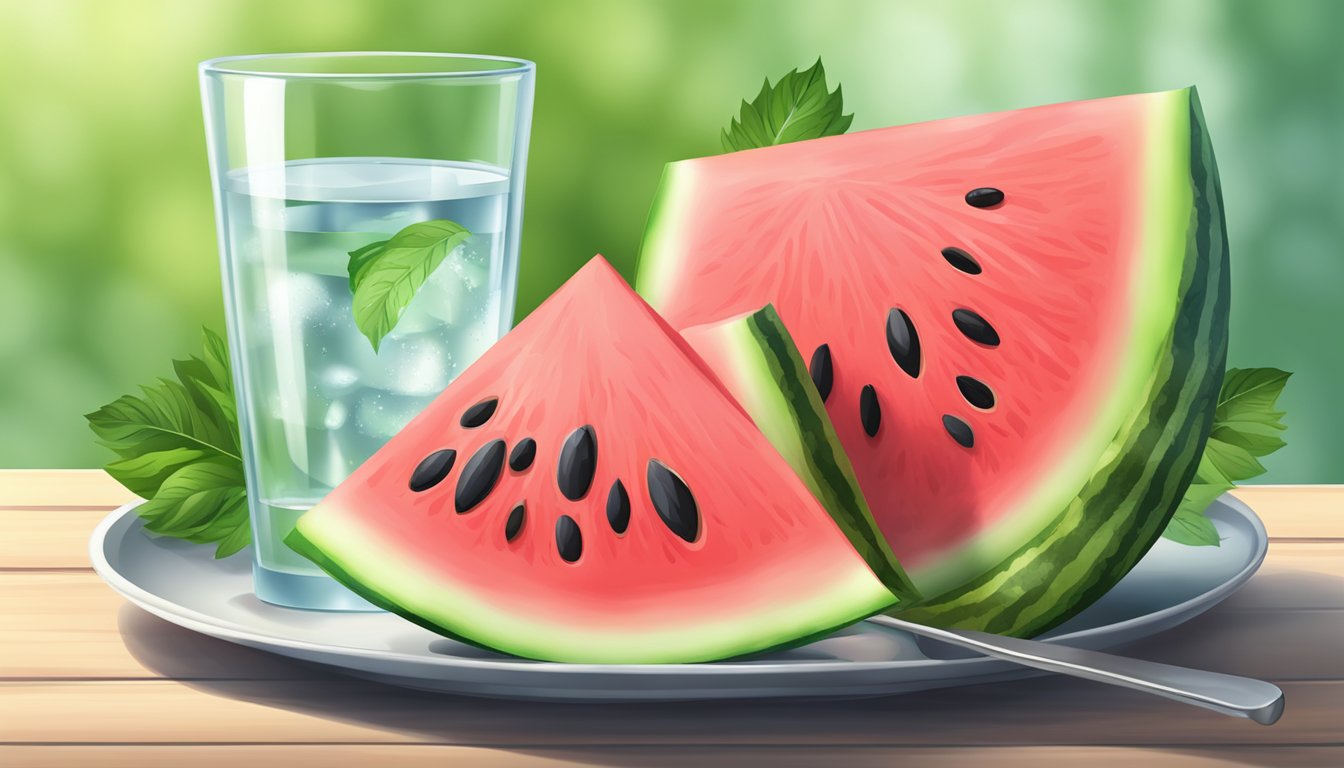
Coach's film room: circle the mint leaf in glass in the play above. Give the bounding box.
[347,219,471,351]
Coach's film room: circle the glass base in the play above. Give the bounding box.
[252,563,381,612]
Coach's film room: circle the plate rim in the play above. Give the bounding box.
[89,495,1268,679]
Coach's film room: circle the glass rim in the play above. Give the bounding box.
[199,51,534,80]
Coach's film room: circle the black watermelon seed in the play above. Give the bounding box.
[557,426,598,501]
[408,449,456,492]
[555,514,583,562]
[809,344,834,401]
[965,187,1005,208]
[454,439,506,514]
[885,308,921,378]
[505,502,525,542]
[952,308,1001,347]
[606,479,631,534]
[941,247,983,275]
[508,437,537,472]
[647,460,699,543]
[943,414,975,448]
[460,397,498,428]
[860,384,882,437]
[956,376,996,410]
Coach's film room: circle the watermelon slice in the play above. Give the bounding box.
[286,257,916,663]
[638,88,1229,637]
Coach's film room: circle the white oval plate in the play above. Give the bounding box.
[90,495,1266,702]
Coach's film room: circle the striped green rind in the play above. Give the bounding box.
[284,516,487,650]
[683,305,920,603]
[285,499,897,663]
[894,87,1230,635]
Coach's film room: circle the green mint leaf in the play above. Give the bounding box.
[1202,436,1268,482]
[347,220,471,351]
[85,328,249,558]
[721,58,853,152]
[346,239,389,293]
[1215,368,1291,428]
[1164,454,1233,546]
[1211,424,1286,457]
[1163,492,1225,547]
[1165,367,1291,546]
[1190,447,1234,489]
[139,462,250,558]
[104,447,209,499]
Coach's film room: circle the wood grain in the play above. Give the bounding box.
[0,509,108,569]
[1231,486,1344,539]
[1,679,1340,746]
[0,746,1339,768]
[0,470,137,509]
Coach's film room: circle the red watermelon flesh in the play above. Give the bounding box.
[287,257,914,663]
[639,88,1229,635]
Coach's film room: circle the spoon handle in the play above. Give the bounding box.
[867,615,1284,725]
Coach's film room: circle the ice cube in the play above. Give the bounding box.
[323,399,349,430]
[354,389,433,440]
[316,364,361,400]
[272,270,334,325]
[403,260,470,329]
[301,420,370,489]
[364,333,455,396]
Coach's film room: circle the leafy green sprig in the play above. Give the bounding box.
[1163,368,1291,546]
[85,328,249,558]
[721,59,852,152]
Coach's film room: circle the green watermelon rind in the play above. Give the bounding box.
[283,518,493,652]
[286,475,898,664]
[895,87,1229,635]
[685,305,920,603]
[638,87,1230,637]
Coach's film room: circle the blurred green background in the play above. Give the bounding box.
[0,0,1339,481]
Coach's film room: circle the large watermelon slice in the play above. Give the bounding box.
[637,88,1229,637]
[286,257,916,663]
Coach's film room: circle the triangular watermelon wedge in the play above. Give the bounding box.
[638,88,1229,637]
[287,257,916,663]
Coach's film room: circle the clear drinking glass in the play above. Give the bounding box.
[200,52,534,609]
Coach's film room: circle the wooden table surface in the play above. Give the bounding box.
[1,470,1340,767]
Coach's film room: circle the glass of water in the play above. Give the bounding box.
[200,52,534,609]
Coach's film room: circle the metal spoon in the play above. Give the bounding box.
[867,615,1285,725]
